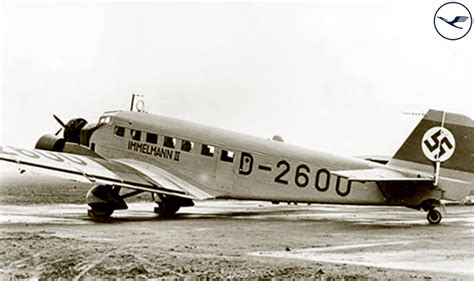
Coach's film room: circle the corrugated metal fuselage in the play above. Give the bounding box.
[88,111,436,206]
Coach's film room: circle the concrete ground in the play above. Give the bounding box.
[1,200,473,279]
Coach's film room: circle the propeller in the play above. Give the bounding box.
[52,114,88,143]
[53,114,66,136]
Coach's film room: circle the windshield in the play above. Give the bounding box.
[98,116,112,125]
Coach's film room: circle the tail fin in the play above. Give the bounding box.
[390,109,473,174]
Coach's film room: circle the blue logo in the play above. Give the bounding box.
[434,2,472,40]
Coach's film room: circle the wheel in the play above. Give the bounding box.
[427,208,442,225]
[88,207,114,218]
[154,203,180,217]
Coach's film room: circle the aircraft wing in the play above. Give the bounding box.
[114,159,213,199]
[330,167,434,182]
[0,146,213,200]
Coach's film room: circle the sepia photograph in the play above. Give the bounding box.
[1,0,473,279]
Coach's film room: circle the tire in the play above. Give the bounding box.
[427,208,442,225]
[154,203,180,217]
[88,207,114,218]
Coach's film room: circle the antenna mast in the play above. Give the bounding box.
[130,93,145,112]
[130,94,136,111]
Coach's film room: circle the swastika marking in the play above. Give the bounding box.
[421,127,456,162]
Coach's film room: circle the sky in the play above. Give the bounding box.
[1,1,473,158]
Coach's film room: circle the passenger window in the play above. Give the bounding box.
[220,150,234,162]
[131,129,141,141]
[146,133,158,144]
[181,140,194,152]
[201,144,215,157]
[114,126,125,137]
[163,136,176,148]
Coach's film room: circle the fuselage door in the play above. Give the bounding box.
[215,148,238,191]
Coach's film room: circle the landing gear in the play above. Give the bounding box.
[88,207,114,218]
[153,194,194,217]
[427,207,443,225]
[154,202,181,217]
[84,185,194,219]
[86,185,128,219]
[421,200,446,225]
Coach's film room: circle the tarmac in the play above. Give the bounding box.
[1,200,473,279]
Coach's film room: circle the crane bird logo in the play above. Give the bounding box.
[437,16,469,29]
[434,2,472,40]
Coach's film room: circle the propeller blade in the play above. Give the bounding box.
[53,114,66,128]
[55,128,63,136]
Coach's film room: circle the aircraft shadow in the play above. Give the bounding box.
[83,208,440,230]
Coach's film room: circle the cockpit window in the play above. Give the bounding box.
[114,126,125,137]
[98,116,111,125]
[131,129,141,141]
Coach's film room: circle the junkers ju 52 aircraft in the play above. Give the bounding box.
[0,101,472,224]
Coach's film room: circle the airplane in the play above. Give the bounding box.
[0,104,472,225]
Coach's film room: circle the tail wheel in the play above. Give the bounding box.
[427,208,442,225]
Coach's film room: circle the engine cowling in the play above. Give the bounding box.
[35,134,65,152]
[63,118,88,143]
